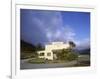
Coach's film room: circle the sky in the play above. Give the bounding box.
[20,9,90,49]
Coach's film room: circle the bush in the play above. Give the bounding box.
[56,49,78,61]
[66,52,78,61]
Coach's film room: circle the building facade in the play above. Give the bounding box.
[37,42,70,60]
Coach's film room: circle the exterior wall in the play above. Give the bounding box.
[37,51,45,59]
[45,42,69,51]
[37,50,53,60]
[37,42,70,60]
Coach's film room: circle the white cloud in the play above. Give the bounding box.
[31,10,76,43]
[21,9,90,49]
[75,38,90,50]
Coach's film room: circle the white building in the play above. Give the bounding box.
[37,42,70,60]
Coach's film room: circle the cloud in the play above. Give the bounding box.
[34,11,75,42]
[75,38,90,50]
[21,9,90,49]
[21,9,76,44]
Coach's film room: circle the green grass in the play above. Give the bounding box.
[21,52,37,59]
[27,58,75,64]
[28,58,45,64]
[74,55,90,66]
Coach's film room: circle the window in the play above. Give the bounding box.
[39,53,44,56]
[47,53,51,56]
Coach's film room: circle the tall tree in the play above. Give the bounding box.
[69,41,76,49]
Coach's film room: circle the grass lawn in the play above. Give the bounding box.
[27,55,90,66]
[27,58,74,64]
[28,58,46,64]
[77,55,90,66]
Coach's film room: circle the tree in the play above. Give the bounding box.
[36,43,45,51]
[69,41,76,49]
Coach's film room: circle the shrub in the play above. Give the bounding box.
[56,49,78,61]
